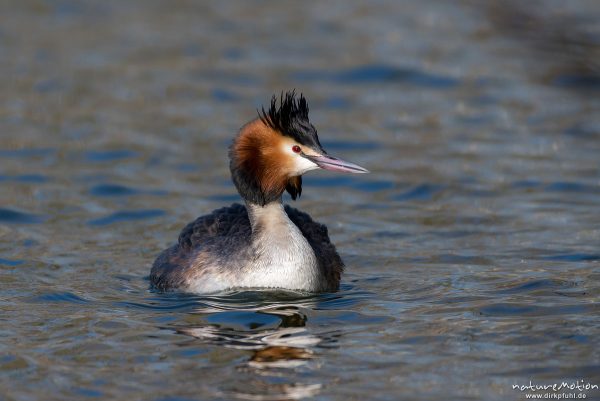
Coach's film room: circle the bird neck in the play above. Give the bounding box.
[245,199,288,234]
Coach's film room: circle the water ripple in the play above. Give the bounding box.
[545,182,600,193]
[0,148,55,158]
[477,302,598,317]
[0,174,48,183]
[89,183,167,197]
[292,64,459,88]
[306,176,393,192]
[87,209,166,226]
[211,88,239,102]
[540,253,600,262]
[0,258,24,266]
[205,194,241,202]
[554,74,600,90]
[493,279,577,294]
[118,300,212,312]
[393,184,442,201]
[30,292,90,304]
[0,208,44,224]
[320,140,381,151]
[84,150,137,162]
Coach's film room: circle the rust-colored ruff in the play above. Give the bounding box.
[232,119,300,201]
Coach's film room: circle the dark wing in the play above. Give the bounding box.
[285,205,344,290]
[151,203,250,290]
[178,203,250,251]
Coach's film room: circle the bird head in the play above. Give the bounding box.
[230,91,368,206]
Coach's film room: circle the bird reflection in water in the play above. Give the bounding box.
[176,300,325,400]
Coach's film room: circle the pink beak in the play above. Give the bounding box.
[305,154,369,174]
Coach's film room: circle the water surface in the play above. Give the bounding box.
[1,1,599,400]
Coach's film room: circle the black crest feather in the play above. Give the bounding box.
[259,91,324,152]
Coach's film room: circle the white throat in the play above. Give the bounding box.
[243,201,322,291]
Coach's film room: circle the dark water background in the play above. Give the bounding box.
[1,1,599,400]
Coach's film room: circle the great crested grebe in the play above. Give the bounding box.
[150,92,368,294]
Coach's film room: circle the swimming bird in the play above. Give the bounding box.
[150,92,368,294]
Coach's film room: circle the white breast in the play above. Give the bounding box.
[239,212,322,291]
[185,202,322,294]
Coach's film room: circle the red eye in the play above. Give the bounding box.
[292,145,301,153]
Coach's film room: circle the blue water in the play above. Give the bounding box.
[1,1,599,401]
